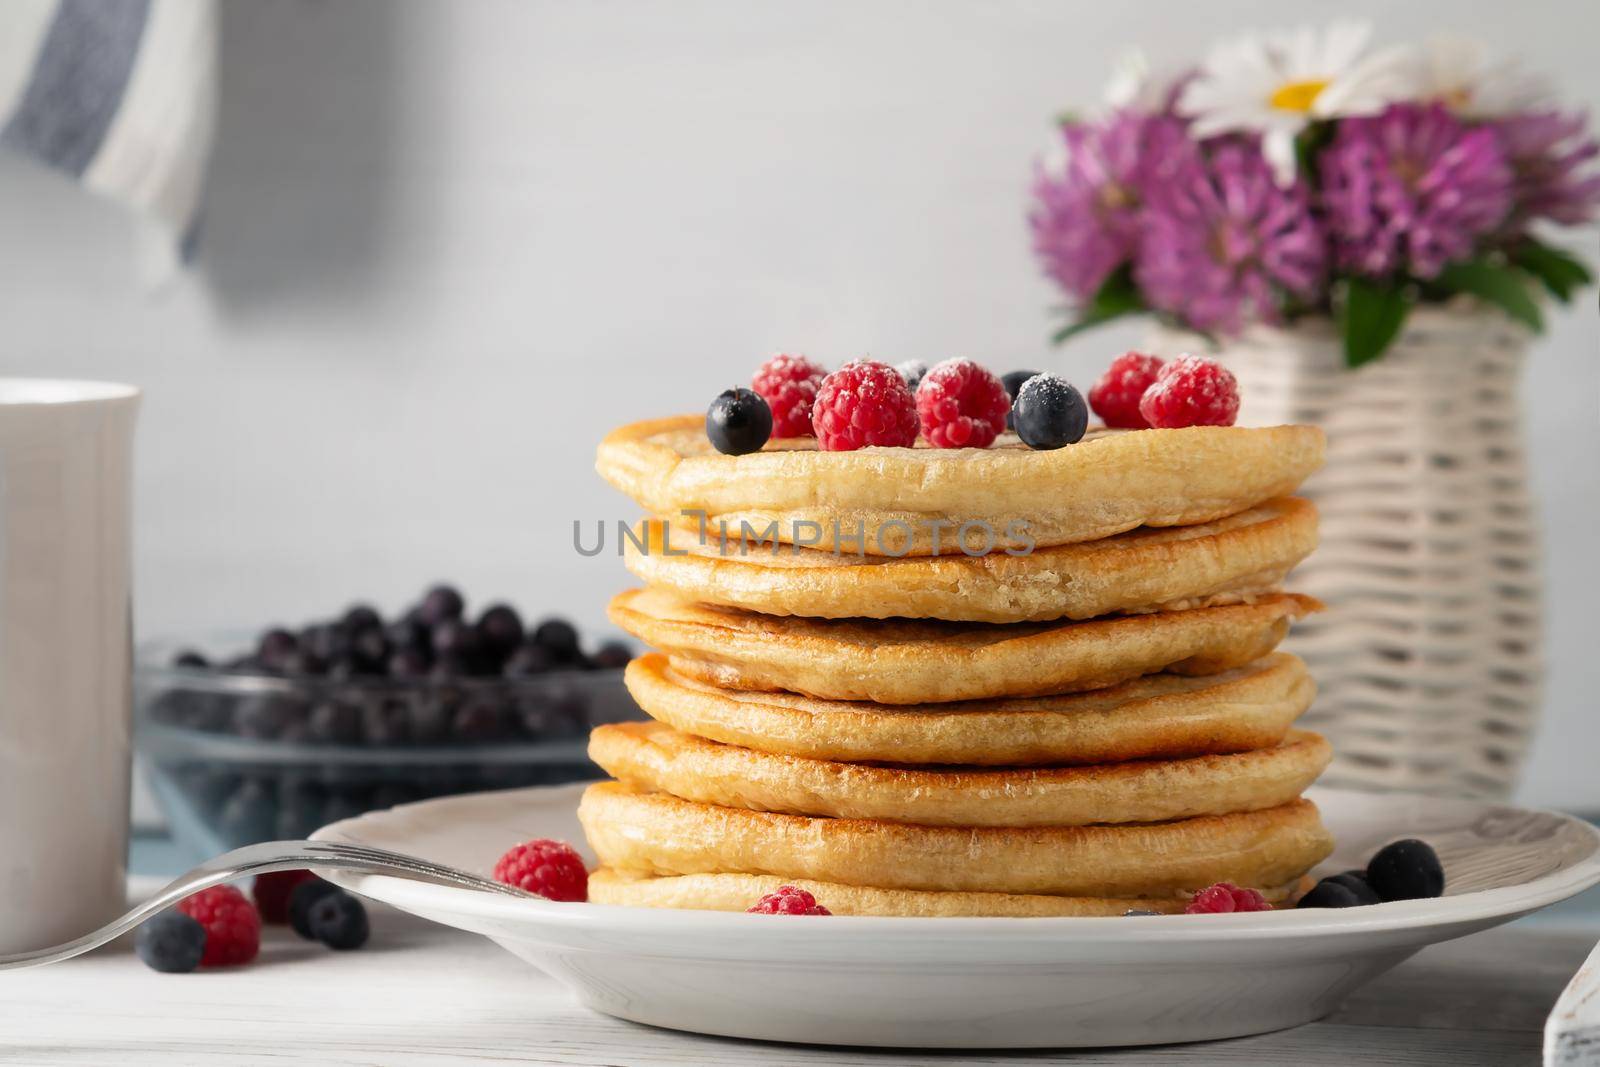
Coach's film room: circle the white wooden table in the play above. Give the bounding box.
[0,902,1591,1065]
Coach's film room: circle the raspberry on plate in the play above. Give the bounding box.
[916,359,1012,449]
[1087,351,1164,429]
[1184,882,1272,914]
[493,838,589,902]
[811,360,920,451]
[748,885,832,915]
[1138,354,1240,429]
[253,869,318,925]
[175,884,262,966]
[752,354,827,439]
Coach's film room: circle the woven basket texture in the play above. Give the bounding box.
[1148,305,1542,799]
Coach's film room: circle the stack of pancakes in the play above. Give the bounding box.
[580,415,1336,915]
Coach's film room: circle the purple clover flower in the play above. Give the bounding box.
[1030,112,1196,302]
[1319,102,1512,279]
[1133,139,1325,335]
[1495,109,1600,228]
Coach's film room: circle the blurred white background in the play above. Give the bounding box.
[0,0,1594,806]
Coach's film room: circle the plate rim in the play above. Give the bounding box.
[313,782,1600,946]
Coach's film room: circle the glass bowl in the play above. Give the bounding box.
[134,635,640,860]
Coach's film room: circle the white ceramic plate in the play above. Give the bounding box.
[314,784,1600,1049]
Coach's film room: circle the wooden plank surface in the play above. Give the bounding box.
[0,905,1590,1066]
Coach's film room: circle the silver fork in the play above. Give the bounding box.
[0,839,537,971]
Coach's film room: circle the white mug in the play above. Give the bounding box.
[0,380,139,953]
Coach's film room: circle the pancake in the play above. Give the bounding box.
[623,498,1317,623]
[579,782,1334,897]
[609,587,1319,704]
[589,721,1331,827]
[624,653,1315,765]
[596,415,1324,555]
[588,870,1316,916]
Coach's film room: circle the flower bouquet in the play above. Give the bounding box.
[1031,23,1599,365]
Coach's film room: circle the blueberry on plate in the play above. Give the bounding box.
[1325,870,1381,905]
[706,387,773,456]
[1000,369,1040,430]
[306,889,370,951]
[1296,877,1367,909]
[1366,839,1445,901]
[289,878,343,940]
[136,911,207,973]
[1011,373,1088,450]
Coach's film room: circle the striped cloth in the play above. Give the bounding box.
[1,0,217,265]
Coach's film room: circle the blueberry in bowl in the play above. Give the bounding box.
[135,583,642,860]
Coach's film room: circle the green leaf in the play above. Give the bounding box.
[1510,239,1594,303]
[1050,265,1146,344]
[1341,277,1411,368]
[1433,257,1544,332]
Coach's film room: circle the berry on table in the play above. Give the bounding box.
[253,869,319,925]
[1366,839,1445,901]
[135,911,207,973]
[751,354,827,438]
[1137,354,1240,429]
[530,617,583,664]
[1088,351,1165,429]
[811,361,920,451]
[1011,373,1088,450]
[476,603,525,655]
[706,387,773,456]
[748,885,831,915]
[416,584,466,627]
[1184,882,1271,914]
[915,359,1011,449]
[305,889,370,950]
[894,360,928,393]
[493,838,589,902]
[289,878,343,940]
[175,885,261,967]
[1000,369,1040,429]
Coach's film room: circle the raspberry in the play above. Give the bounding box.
[253,869,318,925]
[1087,351,1164,429]
[492,838,589,902]
[915,359,1011,449]
[752,354,827,439]
[811,360,919,451]
[1184,882,1272,914]
[747,885,832,915]
[1138,354,1240,429]
[176,885,261,966]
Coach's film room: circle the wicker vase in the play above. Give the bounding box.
[1146,304,1542,799]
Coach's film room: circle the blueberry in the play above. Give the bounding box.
[429,650,474,681]
[1366,839,1445,901]
[256,628,300,671]
[895,361,928,393]
[417,584,465,627]
[135,911,207,973]
[385,617,431,656]
[361,699,412,745]
[171,650,209,669]
[1296,877,1367,909]
[278,649,327,677]
[1326,871,1382,905]
[341,604,383,633]
[530,618,582,664]
[1001,369,1041,430]
[451,699,509,742]
[299,623,351,664]
[476,604,524,653]
[503,644,554,678]
[387,647,431,679]
[706,388,772,456]
[1012,373,1088,450]
[431,619,483,663]
[307,701,363,744]
[306,889,369,950]
[289,878,342,940]
[347,627,389,673]
[587,641,632,671]
[233,695,305,740]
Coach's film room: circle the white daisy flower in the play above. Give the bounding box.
[1412,37,1551,118]
[1179,20,1415,183]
